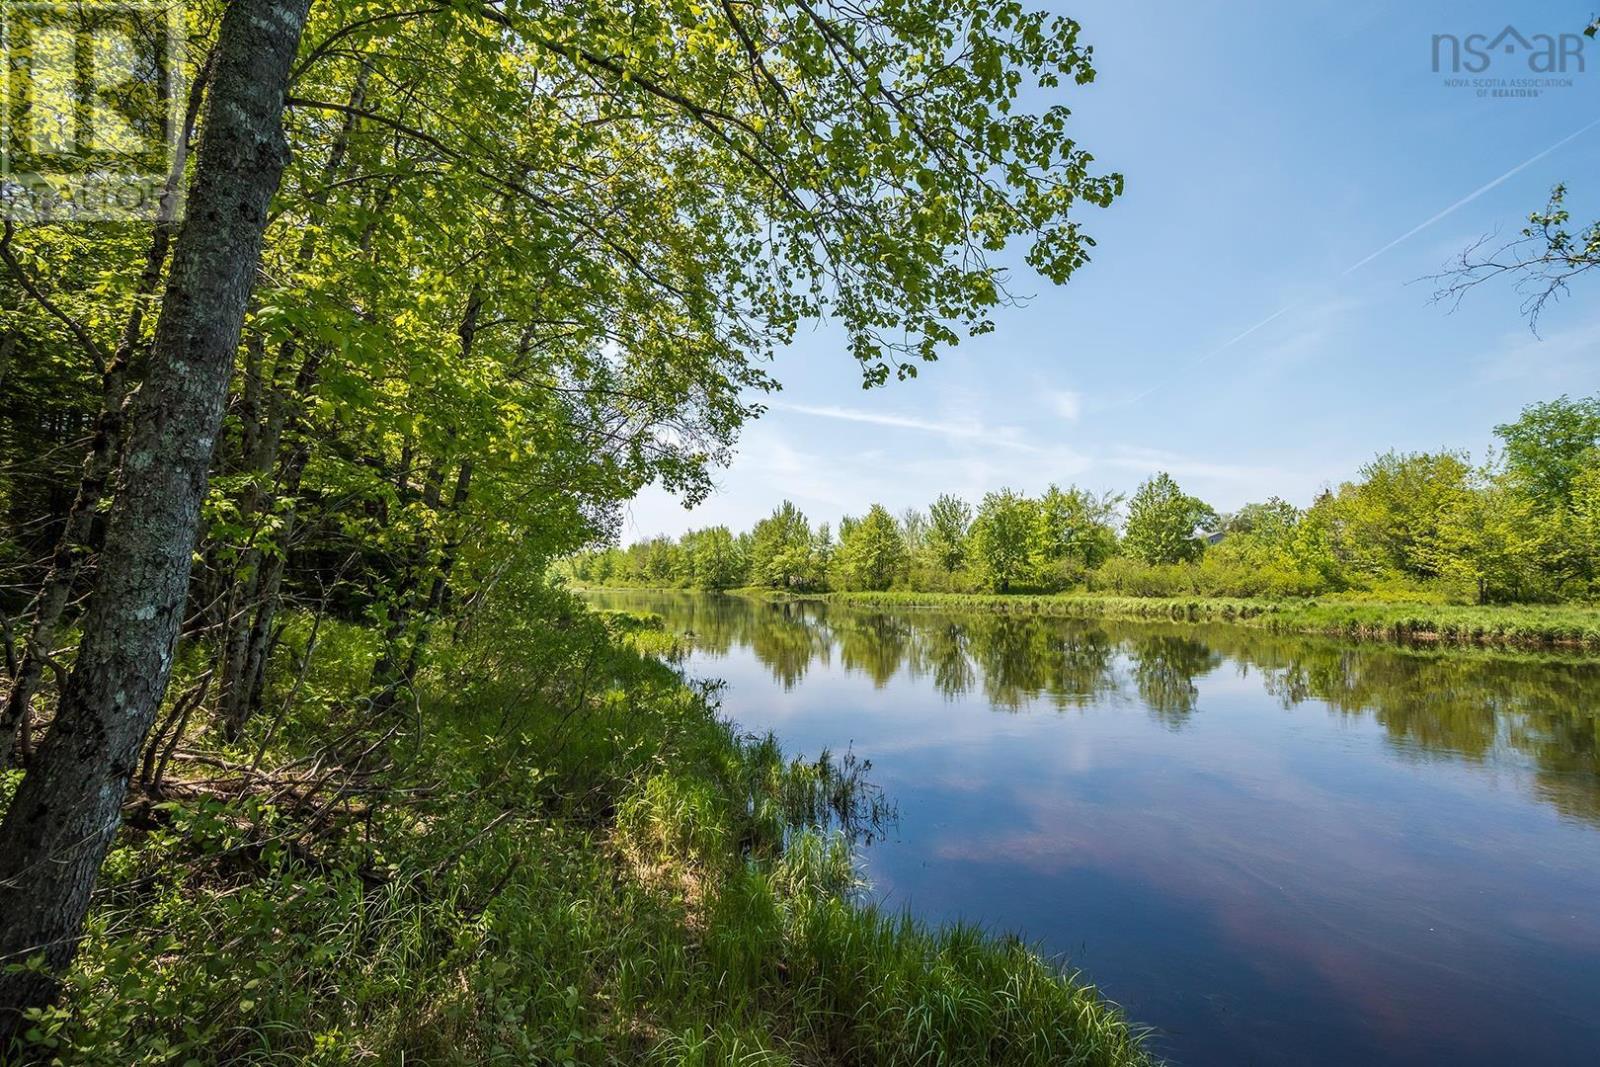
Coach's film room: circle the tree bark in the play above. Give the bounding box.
[0,0,310,1041]
[215,65,371,735]
[0,55,211,769]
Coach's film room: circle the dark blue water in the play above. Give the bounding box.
[584,591,1600,1066]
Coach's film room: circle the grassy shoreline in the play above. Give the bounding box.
[7,598,1153,1066]
[585,585,1600,652]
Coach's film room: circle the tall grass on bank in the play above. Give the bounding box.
[1,586,1152,1066]
[726,588,1600,651]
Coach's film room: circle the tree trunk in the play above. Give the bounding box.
[228,170,398,724]
[0,0,310,1041]
[0,59,211,770]
[369,291,482,715]
[215,65,370,735]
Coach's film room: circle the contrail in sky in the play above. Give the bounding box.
[771,401,1041,451]
[1121,303,1300,405]
[1341,113,1600,276]
[1123,115,1600,406]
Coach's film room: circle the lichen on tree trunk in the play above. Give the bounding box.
[0,0,311,1040]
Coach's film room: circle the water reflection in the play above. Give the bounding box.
[597,590,1600,826]
[585,590,1600,1065]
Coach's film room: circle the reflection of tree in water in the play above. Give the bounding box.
[1126,633,1222,729]
[1313,656,1502,759]
[912,621,976,700]
[747,601,833,690]
[582,590,1600,827]
[957,616,1120,711]
[1521,706,1600,825]
[1212,626,1600,824]
[971,617,1046,709]
[670,593,741,655]
[585,588,741,654]
[1047,625,1121,710]
[835,612,913,687]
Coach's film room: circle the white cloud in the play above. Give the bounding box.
[1115,292,1368,408]
[1471,317,1600,390]
[621,396,1109,541]
[900,448,1095,500]
[1046,389,1083,421]
[771,401,1041,453]
[1105,445,1282,484]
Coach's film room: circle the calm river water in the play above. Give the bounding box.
[582,590,1600,1066]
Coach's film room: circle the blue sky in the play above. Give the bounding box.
[623,0,1600,542]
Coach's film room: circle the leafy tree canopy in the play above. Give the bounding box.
[1121,473,1217,566]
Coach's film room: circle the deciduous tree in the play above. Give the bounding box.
[835,504,906,590]
[970,489,1037,592]
[1121,473,1217,566]
[0,0,312,1034]
[926,493,973,574]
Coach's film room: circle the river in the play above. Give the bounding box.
[581,589,1600,1066]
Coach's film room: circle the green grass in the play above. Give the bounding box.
[723,588,1600,651]
[4,590,1153,1066]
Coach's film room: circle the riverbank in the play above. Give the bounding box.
[3,592,1152,1066]
[580,587,1600,1063]
[675,587,1600,651]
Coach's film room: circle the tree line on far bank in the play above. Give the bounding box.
[567,394,1600,606]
